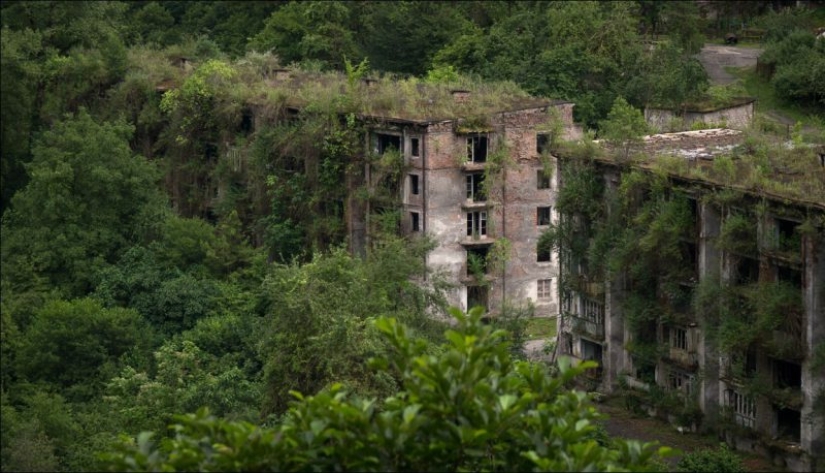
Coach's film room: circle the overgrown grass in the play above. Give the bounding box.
[524,316,557,340]
[727,66,825,140]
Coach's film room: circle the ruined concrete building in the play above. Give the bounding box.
[375,93,580,316]
[253,69,580,316]
[554,128,824,472]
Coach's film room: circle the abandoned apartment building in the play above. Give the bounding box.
[238,68,822,470]
[554,129,824,472]
[252,69,581,317]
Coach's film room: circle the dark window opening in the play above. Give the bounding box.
[466,246,490,277]
[467,135,488,162]
[410,138,420,157]
[635,361,656,384]
[776,407,801,443]
[686,198,698,237]
[777,266,802,289]
[467,285,489,312]
[467,211,487,237]
[537,207,552,226]
[466,173,486,201]
[537,170,551,189]
[777,218,801,253]
[581,339,603,364]
[537,241,551,262]
[410,174,420,195]
[537,133,550,154]
[411,212,420,232]
[376,133,402,155]
[734,257,760,285]
[240,108,253,133]
[680,241,699,282]
[205,142,219,161]
[773,359,802,390]
[284,156,304,174]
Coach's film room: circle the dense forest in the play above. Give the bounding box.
[1,1,823,471]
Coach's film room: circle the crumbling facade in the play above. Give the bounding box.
[555,130,825,472]
[366,95,580,316]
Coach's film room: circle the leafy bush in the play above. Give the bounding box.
[676,444,744,473]
[99,308,670,471]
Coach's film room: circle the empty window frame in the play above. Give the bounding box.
[466,134,488,163]
[537,206,552,226]
[667,369,695,395]
[537,241,551,262]
[375,133,402,155]
[410,174,420,195]
[466,246,490,276]
[537,170,551,189]
[724,389,756,429]
[536,133,550,154]
[776,407,801,443]
[467,285,489,312]
[537,279,552,300]
[581,339,603,364]
[467,211,488,237]
[410,137,420,157]
[776,218,801,253]
[411,212,420,232]
[466,173,486,201]
[773,359,802,390]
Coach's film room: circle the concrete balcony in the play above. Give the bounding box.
[569,314,605,341]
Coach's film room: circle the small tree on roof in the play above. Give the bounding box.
[600,97,649,162]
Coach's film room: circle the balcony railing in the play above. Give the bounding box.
[667,346,698,369]
[569,313,605,341]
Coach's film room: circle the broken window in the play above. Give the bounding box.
[776,218,801,254]
[467,211,487,237]
[375,133,402,155]
[537,133,550,154]
[537,206,552,226]
[776,407,801,443]
[466,246,490,276]
[537,279,552,300]
[410,174,420,195]
[581,339,603,364]
[635,362,656,384]
[724,389,756,429]
[733,257,760,285]
[537,241,551,262]
[680,241,699,282]
[410,137,420,157]
[777,266,802,290]
[537,170,551,190]
[467,285,489,312]
[773,358,802,390]
[411,212,420,232]
[466,134,488,163]
[667,369,695,395]
[240,108,254,134]
[466,173,486,201]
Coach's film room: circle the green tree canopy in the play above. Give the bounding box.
[100,308,669,471]
[1,109,166,296]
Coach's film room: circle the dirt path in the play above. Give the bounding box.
[695,44,763,85]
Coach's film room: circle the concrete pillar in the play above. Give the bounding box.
[801,229,825,469]
[699,202,722,425]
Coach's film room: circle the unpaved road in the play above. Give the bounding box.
[695,44,763,85]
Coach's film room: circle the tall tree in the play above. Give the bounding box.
[1,109,166,297]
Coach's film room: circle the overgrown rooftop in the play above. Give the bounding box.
[568,129,825,211]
